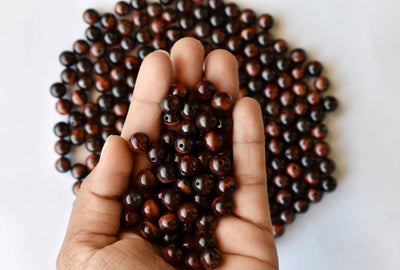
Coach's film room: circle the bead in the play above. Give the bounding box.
[197,232,216,250]
[55,99,72,115]
[72,180,82,196]
[314,141,330,157]
[307,61,323,76]
[60,68,77,85]
[53,122,70,138]
[321,176,337,192]
[290,48,307,64]
[307,188,323,203]
[142,199,161,221]
[121,209,141,228]
[83,9,100,25]
[178,155,199,177]
[314,76,330,91]
[272,223,285,237]
[211,92,234,111]
[161,189,182,211]
[131,0,146,10]
[115,1,131,16]
[273,174,290,188]
[193,194,212,210]
[304,170,320,186]
[178,202,199,223]
[59,51,76,67]
[209,154,231,176]
[129,132,149,153]
[286,163,302,179]
[217,176,236,195]
[280,209,295,224]
[203,132,223,152]
[156,163,178,184]
[319,158,336,176]
[276,189,292,207]
[124,189,144,210]
[291,180,308,195]
[55,157,71,173]
[194,80,216,101]
[258,14,274,29]
[161,95,180,114]
[73,40,89,55]
[323,96,339,112]
[86,154,99,171]
[147,143,167,164]
[201,248,222,269]
[184,252,202,269]
[293,199,309,213]
[193,174,214,195]
[163,245,184,266]
[140,220,160,240]
[85,26,102,42]
[85,136,102,152]
[212,196,233,217]
[175,135,194,154]
[70,164,88,180]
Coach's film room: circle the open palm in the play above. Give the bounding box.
[57,38,278,270]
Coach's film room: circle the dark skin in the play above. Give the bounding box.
[57,38,279,270]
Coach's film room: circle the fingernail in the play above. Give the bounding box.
[155,49,170,56]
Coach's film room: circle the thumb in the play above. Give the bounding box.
[64,135,134,246]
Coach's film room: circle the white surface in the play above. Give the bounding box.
[0,0,399,269]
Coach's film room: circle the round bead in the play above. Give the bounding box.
[178,202,199,223]
[123,189,144,210]
[212,196,233,217]
[201,249,222,269]
[140,221,160,240]
[128,132,149,153]
[142,199,161,221]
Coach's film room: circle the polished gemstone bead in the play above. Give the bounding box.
[193,194,212,210]
[161,189,182,211]
[178,155,199,177]
[197,232,216,250]
[307,61,323,76]
[70,164,88,180]
[272,223,285,237]
[321,176,337,192]
[200,248,222,269]
[161,95,180,114]
[211,92,234,111]
[85,136,102,152]
[319,158,336,176]
[194,80,216,100]
[176,178,193,195]
[304,170,320,186]
[184,252,202,269]
[121,208,141,228]
[273,174,290,188]
[55,157,71,173]
[156,163,178,184]
[307,188,323,203]
[193,174,214,195]
[147,143,167,164]
[83,9,100,25]
[163,245,184,266]
[136,169,157,189]
[217,176,236,195]
[178,202,199,223]
[286,163,302,179]
[212,196,233,217]
[323,96,339,112]
[162,113,181,126]
[70,129,86,146]
[170,83,189,100]
[209,154,231,176]
[175,135,194,154]
[293,199,310,213]
[276,189,293,207]
[280,209,295,224]
[140,220,160,241]
[142,199,161,221]
[129,132,149,153]
[123,189,144,210]
[314,141,330,157]
[314,76,330,92]
[86,154,99,171]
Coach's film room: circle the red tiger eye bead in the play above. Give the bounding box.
[140,220,160,241]
[217,176,237,195]
[178,202,199,224]
[129,132,149,153]
[212,196,233,217]
[163,245,184,266]
[194,80,216,100]
[136,169,157,189]
[201,248,222,269]
[209,154,231,176]
[203,132,224,152]
[121,208,141,228]
[159,213,180,233]
[211,92,234,111]
[193,174,215,196]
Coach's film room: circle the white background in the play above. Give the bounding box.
[0,0,399,269]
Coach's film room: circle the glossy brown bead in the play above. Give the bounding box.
[268,138,283,155]
[142,199,161,221]
[194,21,210,39]
[177,202,199,224]
[196,112,217,132]
[307,61,323,76]
[293,199,309,213]
[299,136,315,152]
[292,81,308,97]
[85,26,102,42]
[201,248,222,269]
[70,164,88,180]
[323,96,339,112]
[290,48,307,64]
[291,65,306,80]
[203,132,223,153]
[70,90,87,107]
[94,59,110,75]
[114,1,130,16]
[176,178,193,195]
[321,176,337,192]
[72,180,82,196]
[314,141,330,157]
[307,90,320,105]
[319,158,335,176]
[55,99,72,115]
[274,39,287,54]
[185,252,202,269]
[54,122,69,138]
[128,132,149,153]
[123,189,144,210]
[212,196,233,217]
[314,76,330,92]
[85,136,102,152]
[194,80,216,101]
[60,68,77,85]
[272,223,285,237]
[304,170,320,186]
[162,113,181,127]
[156,163,178,184]
[95,76,111,93]
[121,208,140,228]
[175,135,194,154]
[273,174,290,188]
[276,189,293,207]
[83,9,100,25]
[83,103,99,120]
[161,189,182,211]
[134,170,156,190]
[217,176,236,195]
[209,154,231,176]
[55,157,71,173]
[197,232,216,251]
[286,163,302,179]
[197,213,217,231]
[69,129,86,146]
[86,154,99,171]
[280,209,296,224]
[178,155,199,177]
[140,220,160,241]
[161,94,180,114]
[59,51,76,67]
[169,83,188,100]
[277,73,292,89]
[50,83,66,98]
[163,245,184,266]
[308,188,323,203]
[193,174,214,196]
[311,123,328,139]
[258,14,274,29]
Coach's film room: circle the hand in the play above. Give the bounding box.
[57,38,278,270]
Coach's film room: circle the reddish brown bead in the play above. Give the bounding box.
[147,143,167,163]
[273,174,290,188]
[83,9,100,25]
[158,213,179,233]
[70,129,86,146]
[161,189,182,211]
[258,14,274,29]
[70,164,88,180]
[55,157,71,173]
[128,132,149,153]
[86,154,99,171]
[178,202,199,224]
[290,48,307,64]
[156,163,178,184]
[276,189,293,207]
[163,245,184,266]
[194,80,216,101]
[121,208,141,228]
[201,248,222,269]
[140,220,160,240]
[136,169,157,189]
[212,196,233,217]
[314,141,330,157]
[286,163,302,179]
[293,199,310,213]
[280,209,296,224]
[209,154,231,176]
[308,188,323,203]
[203,132,224,153]
[197,213,218,231]
[72,180,81,196]
[314,76,330,92]
[272,223,285,237]
[211,92,234,111]
[217,176,237,195]
[184,252,202,269]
